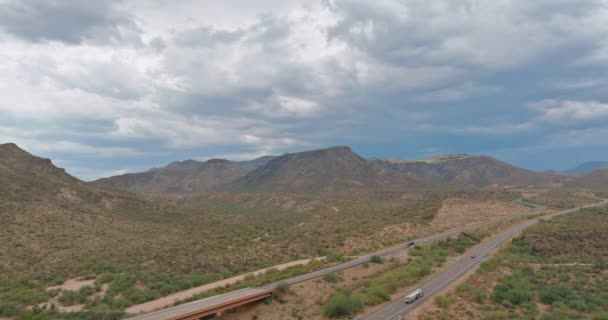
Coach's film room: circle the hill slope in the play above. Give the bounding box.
[234,146,434,192]
[564,161,608,175]
[234,156,277,173]
[372,154,567,188]
[91,158,246,193]
[569,168,608,189]
[0,143,181,277]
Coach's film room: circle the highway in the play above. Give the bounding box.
[126,200,543,320]
[262,199,543,289]
[126,288,273,320]
[360,199,608,320]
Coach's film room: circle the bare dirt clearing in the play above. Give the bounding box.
[432,198,526,228]
[47,278,95,292]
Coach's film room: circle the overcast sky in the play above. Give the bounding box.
[1,0,608,180]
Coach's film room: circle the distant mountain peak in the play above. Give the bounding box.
[92,157,246,193]
[0,142,27,154]
[382,153,475,164]
[564,161,608,175]
[373,153,567,188]
[233,146,429,192]
[206,158,231,164]
[0,142,78,184]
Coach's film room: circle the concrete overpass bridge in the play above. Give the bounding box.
[125,288,273,320]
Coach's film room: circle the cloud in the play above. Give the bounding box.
[0,0,142,45]
[2,0,608,177]
[415,82,500,102]
[532,99,608,122]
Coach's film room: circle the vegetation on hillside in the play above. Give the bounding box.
[522,189,600,209]
[419,205,608,320]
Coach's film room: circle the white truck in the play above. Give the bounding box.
[404,288,423,304]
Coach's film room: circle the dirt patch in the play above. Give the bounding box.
[432,198,526,229]
[127,257,325,314]
[48,278,95,292]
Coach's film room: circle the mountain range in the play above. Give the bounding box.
[88,145,606,193]
[372,154,570,188]
[563,161,608,175]
[2,142,607,290]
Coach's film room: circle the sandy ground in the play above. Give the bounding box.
[28,278,100,313]
[432,198,526,229]
[127,257,324,314]
[47,278,95,292]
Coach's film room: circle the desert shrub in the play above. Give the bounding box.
[276,281,290,293]
[473,289,487,303]
[59,290,87,306]
[492,275,533,306]
[323,273,338,283]
[484,310,508,320]
[356,286,390,306]
[540,284,573,305]
[456,283,471,293]
[79,285,97,296]
[434,295,454,308]
[370,255,383,264]
[322,292,362,317]
[327,252,345,263]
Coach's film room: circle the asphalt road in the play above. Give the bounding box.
[126,288,271,320]
[127,200,543,320]
[360,199,608,320]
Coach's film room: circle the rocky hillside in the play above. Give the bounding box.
[372,154,568,188]
[569,168,608,189]
[233,146,434,192]
[234,156,276,172]
[91,158,246,193]
[563,161,608,175]
[0,143,189,277]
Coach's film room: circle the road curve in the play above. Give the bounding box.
[360,199,608,320]
[126,200,543,320]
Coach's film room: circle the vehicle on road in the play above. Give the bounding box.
[404,288,423,304]
[407,241,416,248]
[470,255,476,259]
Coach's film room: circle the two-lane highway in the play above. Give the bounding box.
[360,199,608,320]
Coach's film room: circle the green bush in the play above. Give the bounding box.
[370,255,383,264]
[79,285,97,296]
[354,286,391,306]
[327,252,345,263]
[473,289,487,303]
[434,295,454,308]
[59,290,87,306]
[323,273,338,283]
[456,283,471,293]
[492,275,533,306]
[484,310,508,320]
[322,292,362,317]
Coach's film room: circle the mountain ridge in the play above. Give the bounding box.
[371,153,569,188]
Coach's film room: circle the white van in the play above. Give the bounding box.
[404,288,423,304]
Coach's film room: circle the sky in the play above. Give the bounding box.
[1,0,608,180]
